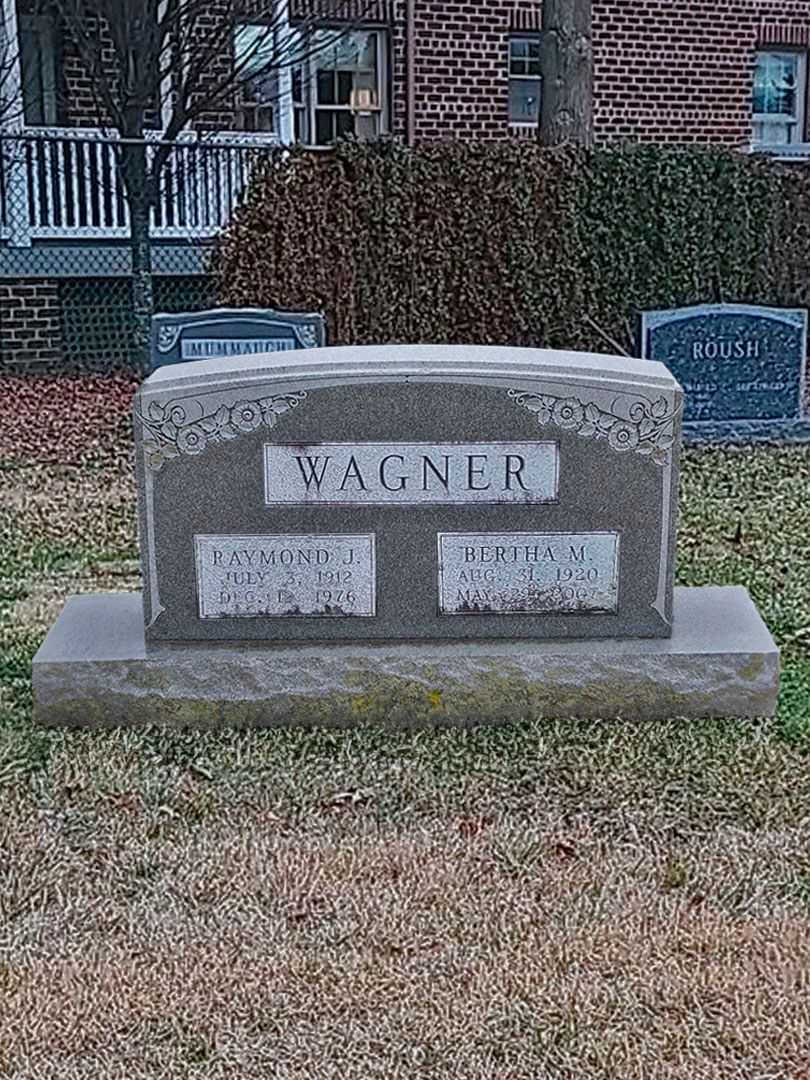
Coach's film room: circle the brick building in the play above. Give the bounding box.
[395,0,810,148]
[2,0,810,367]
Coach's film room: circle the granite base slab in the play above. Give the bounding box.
[32,587,779,727]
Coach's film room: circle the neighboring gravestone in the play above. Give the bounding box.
[641,303,810,442]
[32,345,780,727]
[151,307,326,370]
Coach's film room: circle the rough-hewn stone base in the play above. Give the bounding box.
[32,587,779,728]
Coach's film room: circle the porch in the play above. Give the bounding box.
[0,129,280,249]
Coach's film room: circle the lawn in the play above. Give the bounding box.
[1,375,810,1078]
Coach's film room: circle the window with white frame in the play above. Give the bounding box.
[293,29,388,146]
[509,34,542,125]
[753,50,807,145]
[234,23,280,133]
[19,13,59,127]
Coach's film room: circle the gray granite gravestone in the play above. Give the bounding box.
[641,303,810,443]
[136,346,682,644]
[151,307,326,371]
[32,345,780,727]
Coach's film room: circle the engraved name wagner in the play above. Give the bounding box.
[264,442,559,505]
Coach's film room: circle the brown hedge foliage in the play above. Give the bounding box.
[213,140,810,354]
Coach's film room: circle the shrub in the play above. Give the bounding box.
[213,140,810,355]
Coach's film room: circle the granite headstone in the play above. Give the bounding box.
[134,345,683,644]
[32,344,780,726]
[641,303,809,442]
[151,307,326,371]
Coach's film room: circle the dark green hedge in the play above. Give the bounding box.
[213,140,810,354]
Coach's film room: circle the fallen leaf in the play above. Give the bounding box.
[458,816,493,838]
[321,790,371,811]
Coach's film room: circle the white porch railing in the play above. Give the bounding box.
[0,129,281,247]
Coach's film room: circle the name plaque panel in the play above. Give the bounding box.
[438,532,620,615]
[181,338,298,360]
[264,442,559,506]
[194,534,376,619]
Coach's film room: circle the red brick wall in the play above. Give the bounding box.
[0,282,63,367]
[53,6,229,131]
[18,0,810,144]
[390,0,542,140]
[387,0,810,145]
[594,0,810,146]
[60,13,111,128]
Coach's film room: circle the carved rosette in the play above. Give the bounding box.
[294,325,320,349]
[156,325,182,354]
[508,388,678,465]
[138,391,308,470]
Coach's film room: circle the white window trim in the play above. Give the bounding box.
[752,49,807,146]
[509,33,542,129]
[17,12,59,128]
[293,27,389,148]
[234,21,285,137]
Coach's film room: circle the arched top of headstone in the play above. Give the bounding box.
[642,302,806,335]
[144,342,680,395]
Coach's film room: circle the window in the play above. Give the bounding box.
[19,14,59,127]
[753,50,807,145]
[509,34,542,125]
[235,23,280,133]
[293,30,387,147]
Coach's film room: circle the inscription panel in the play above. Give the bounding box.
[181,338,297,360]
[438,532,620,615]
[265,442,559,506]
[194,534,375,619]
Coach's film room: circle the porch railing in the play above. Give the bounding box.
[0,129,281,247]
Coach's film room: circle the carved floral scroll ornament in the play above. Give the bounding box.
[138,392,308,471]
[294,325,320,349]
[156,325,182,354]
[508,389,679,465]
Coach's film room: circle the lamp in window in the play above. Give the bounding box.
[349,87,379,116]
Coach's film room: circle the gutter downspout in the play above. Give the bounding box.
[405,0,415,145]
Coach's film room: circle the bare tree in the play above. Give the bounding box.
[0,6,24,124]
[40,0,376,372]
[539,0,594,148]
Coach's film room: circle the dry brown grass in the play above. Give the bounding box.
[0,463,136,555]
[3,728,810,1080]
[4,429,810,1077]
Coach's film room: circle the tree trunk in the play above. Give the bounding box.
[120,140,154,377]
[539,0,594,147]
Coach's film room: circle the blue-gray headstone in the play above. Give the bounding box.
[641,304,807,426]
[151,308,326,371]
